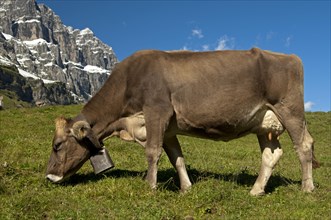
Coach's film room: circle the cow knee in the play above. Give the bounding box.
[262,147,283,168]
[174,156,185,169]
[146,148,162,164]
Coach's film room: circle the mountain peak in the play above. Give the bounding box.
[80,28,94,35]
[0,0,118,105]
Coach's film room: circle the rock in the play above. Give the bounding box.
[0,63,74,105]
[0,0,118,105]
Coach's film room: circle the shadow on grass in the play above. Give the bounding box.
[62,169,145,186]
[186,168,301,194]
[62,167,301,194]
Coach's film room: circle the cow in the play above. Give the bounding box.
[46,48,319,195]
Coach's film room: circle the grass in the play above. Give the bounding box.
[0,105,330,219]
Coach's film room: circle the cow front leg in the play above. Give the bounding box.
[145,142,163,190]
[250,133,283,196]
[163,136,192,192]
[143,106,173,190]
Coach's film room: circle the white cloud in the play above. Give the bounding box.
[181,30,235,52]
[215,35,235,50]
[191,29,204,39]
[304,101,315,111]
[266,31,275,40]
[180,45,189,51]
[254,33,261,46]
[285,36,292,47]
[202,44,210,51]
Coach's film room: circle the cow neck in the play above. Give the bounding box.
[80,61,127,141]
[79,99,119,142]
[78,72,126,142]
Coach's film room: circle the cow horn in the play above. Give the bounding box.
[71,121,91,140]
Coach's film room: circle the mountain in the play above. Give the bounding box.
[0,0,118,106]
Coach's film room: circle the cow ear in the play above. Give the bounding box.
[71,121,102,150]
[71,121,91,140]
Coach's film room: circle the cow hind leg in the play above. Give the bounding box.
[163,136,192,192]
[250,133,283,196]
[291,124,315,192]
[299,128,315,192]
[276,107,316,193]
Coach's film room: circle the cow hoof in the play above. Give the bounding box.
[302,182,314,193]
[301,179,314,193]
[180,185,192,194]
[302,188,314,193]
[250,188,265,196]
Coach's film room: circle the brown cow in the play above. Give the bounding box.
[46,48,319,195]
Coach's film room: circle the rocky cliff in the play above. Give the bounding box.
[0,64,74,106]
[0,0,118,105]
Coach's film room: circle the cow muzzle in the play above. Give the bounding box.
[46,174,64,183]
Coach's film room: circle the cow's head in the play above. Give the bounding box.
[46,117,102,183]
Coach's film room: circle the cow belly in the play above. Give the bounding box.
[172,109,285,141]
[113,109,284,144]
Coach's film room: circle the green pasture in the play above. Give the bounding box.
[0,105,330,219]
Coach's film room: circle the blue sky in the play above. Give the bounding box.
[38,0,330,111]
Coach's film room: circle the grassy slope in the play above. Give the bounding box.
[0,105,330,219]
[0,64,33,109]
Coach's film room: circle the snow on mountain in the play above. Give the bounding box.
[2,32,12,40]
[23,38,50,47]
[84,65,110,75]
[18,68,57,84]
[0,55,13,66]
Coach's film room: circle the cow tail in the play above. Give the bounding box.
[305,122,321,169]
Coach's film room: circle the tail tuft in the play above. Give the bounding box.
[312,151,320,169]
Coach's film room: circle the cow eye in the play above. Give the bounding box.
[53,140,62,151]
